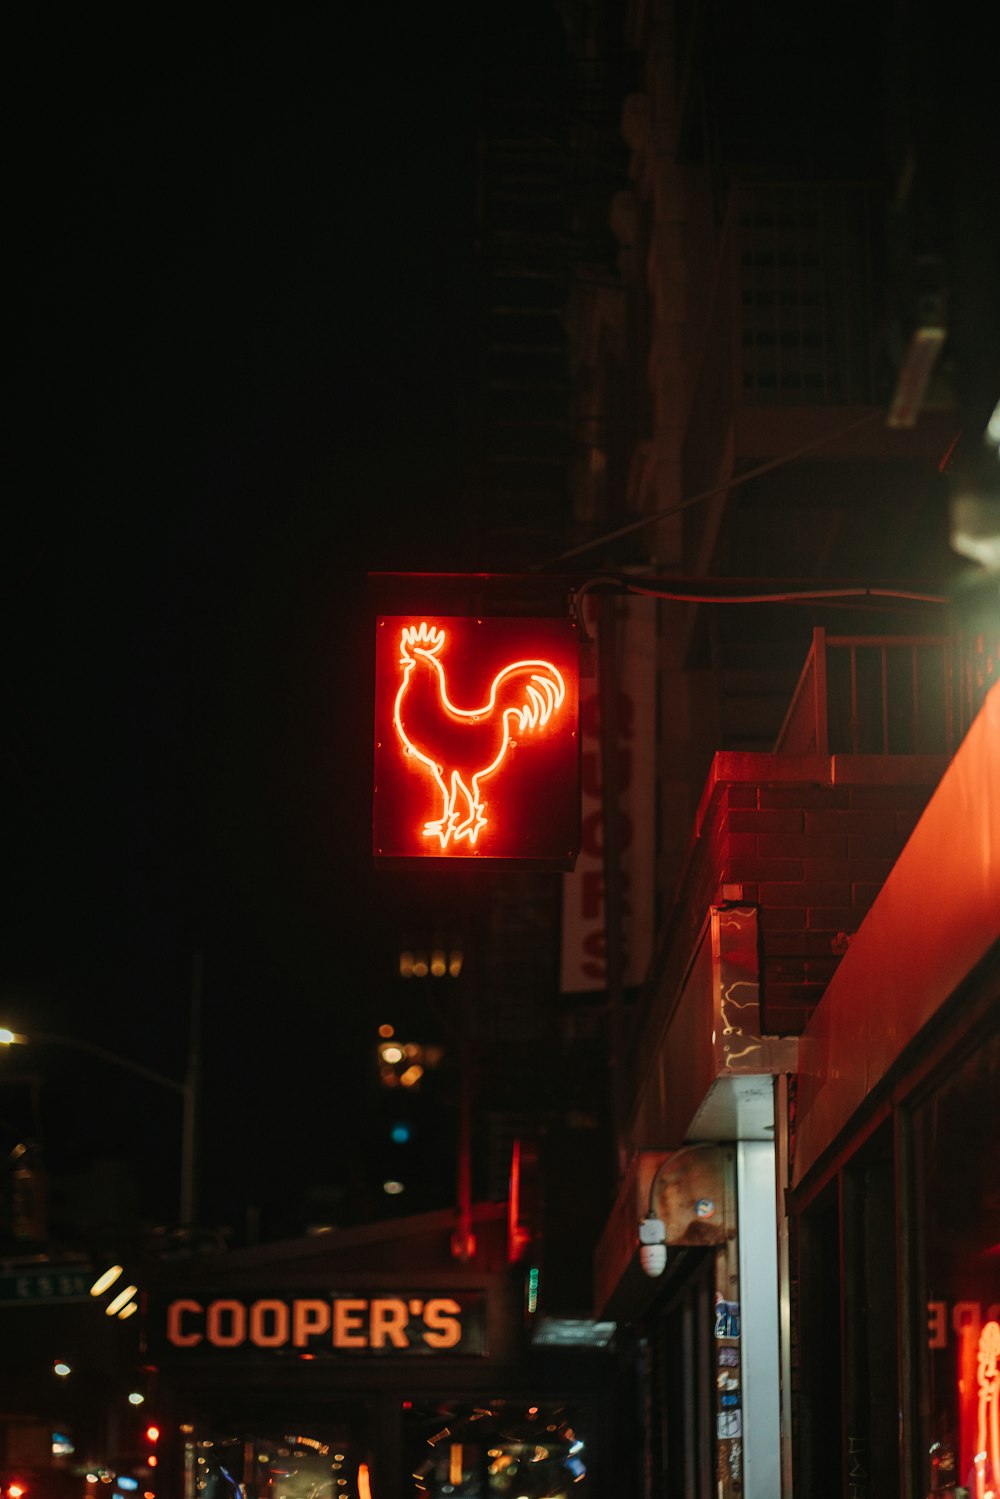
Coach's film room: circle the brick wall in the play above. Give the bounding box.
[666,755,945,1035]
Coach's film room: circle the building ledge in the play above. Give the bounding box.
[694,752,947,844]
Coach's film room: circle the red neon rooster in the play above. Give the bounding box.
[393,622,566,848]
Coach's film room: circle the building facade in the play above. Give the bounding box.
[3,4,997,1496]
[565,0,1000,1495]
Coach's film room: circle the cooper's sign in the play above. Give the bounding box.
[146,1291,487,1360]
[373,615,580,866]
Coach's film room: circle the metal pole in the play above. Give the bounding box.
[453,958,474,1262]
[5,962,202,1228]
[179,950,203,1225]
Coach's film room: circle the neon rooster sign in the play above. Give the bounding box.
[392,621,566,848]
[373,614,580,865]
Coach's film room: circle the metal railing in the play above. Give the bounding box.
[734,181,880,409]
[682,180,882,569]
[774,628,957,756]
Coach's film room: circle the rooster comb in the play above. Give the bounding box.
[400,621,446,657]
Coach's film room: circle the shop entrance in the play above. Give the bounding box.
[401,1398,592,1496]
[177,1401,373,1499]
[179,1394,597,1499]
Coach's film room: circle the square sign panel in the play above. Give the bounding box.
[373,615,580,867]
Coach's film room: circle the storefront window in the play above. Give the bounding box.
[183,1422,370,1498]
[401,1400,593,1497]
[913,1029,1000,1498]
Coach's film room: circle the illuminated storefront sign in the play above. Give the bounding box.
[373,615,580,865]
[147,1291,487,1360]
[928,1299,1000,1348]
[560,592,655,993]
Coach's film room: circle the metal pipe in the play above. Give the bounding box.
[597,591,630,1182]
[180,951,203,1225]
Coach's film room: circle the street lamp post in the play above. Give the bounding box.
[0,953,202,1226]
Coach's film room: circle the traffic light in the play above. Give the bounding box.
[143,1421,161,1470]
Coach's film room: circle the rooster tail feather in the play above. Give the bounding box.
[494,662,565,732]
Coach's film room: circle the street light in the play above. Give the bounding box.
[0,1024,198,1225]
[0,955,202,1226]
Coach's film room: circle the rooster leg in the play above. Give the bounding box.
[422,769,457,848]
[451,775,487,844]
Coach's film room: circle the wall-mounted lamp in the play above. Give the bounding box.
[638,1212,666,1277]
[949,399,1000,575]
[951,494,1000,572]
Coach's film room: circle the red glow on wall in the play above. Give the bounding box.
[972,1320,999,1499]
[373,615,580,865]
[507,1138,530,1264]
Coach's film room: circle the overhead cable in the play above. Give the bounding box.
[545,408,928,567]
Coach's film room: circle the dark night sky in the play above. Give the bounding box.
[4,9,504,1241]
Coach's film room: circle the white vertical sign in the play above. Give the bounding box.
[560,593,655,993]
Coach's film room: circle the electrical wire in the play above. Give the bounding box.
[624,583,949,605]
[571,577,950,615]
[544,408,934,567]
